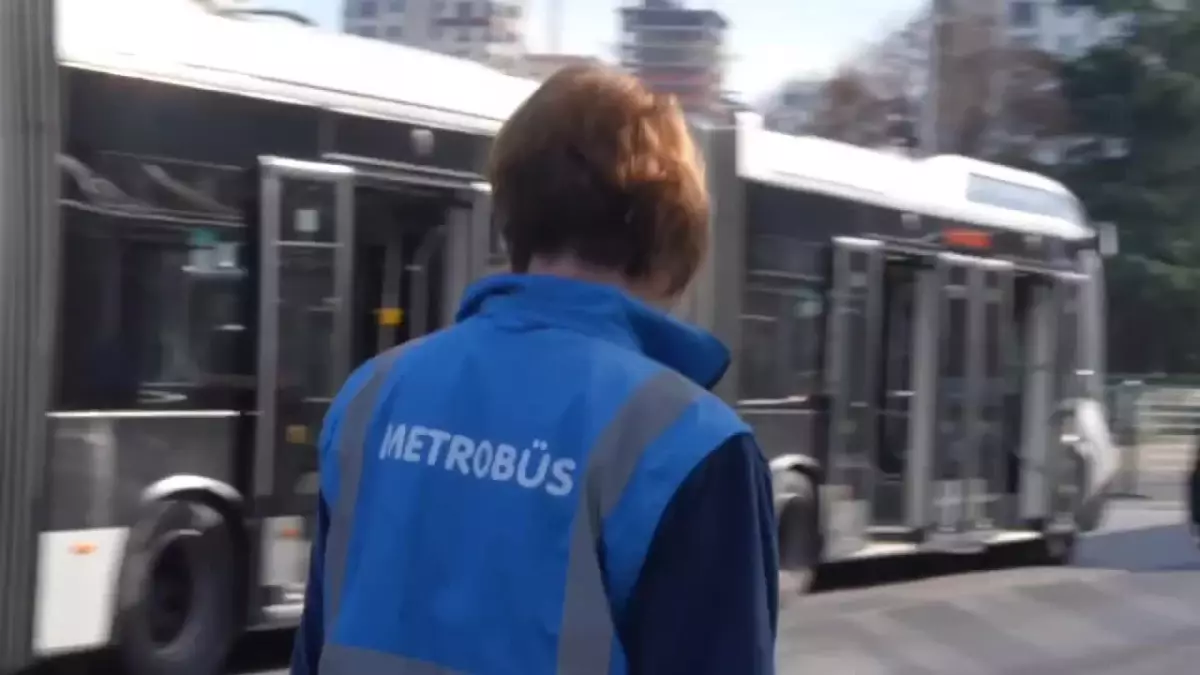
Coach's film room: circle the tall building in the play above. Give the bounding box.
[618,0,727,114]
[342,0,526,69]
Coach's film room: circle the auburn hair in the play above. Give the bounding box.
[487,64,710,295]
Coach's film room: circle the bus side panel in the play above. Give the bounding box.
[34,416,240,655]
[0,1,60,671]
[30,68,323,656]
[737,181,845,468]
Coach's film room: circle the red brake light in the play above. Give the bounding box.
[943,228,992,249]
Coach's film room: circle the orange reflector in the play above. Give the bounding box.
[69,542,97,555]
[280,527,303,539]
[943,228,992,249]
[377,307,404,326]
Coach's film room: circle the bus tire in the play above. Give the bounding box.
[774,469,819,597]
[115,499,238,675]
[1030,452,1086,566]
[1033,529,1077,566]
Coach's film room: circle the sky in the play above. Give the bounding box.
[270,0,927,99]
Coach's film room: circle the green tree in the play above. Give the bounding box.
[1054,0,1200,374]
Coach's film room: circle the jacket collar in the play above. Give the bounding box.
[456,274,730,390]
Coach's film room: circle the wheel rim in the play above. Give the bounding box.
[147,535,195,647]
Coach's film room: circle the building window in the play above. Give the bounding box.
[356,0,379,18]
[1009,1,1036,28]
[386,25,404,38]
[432,0,444,15]
[357,24,377,37]
[389,0,406,10]
[458,26,471,42]
[456,1,472,18]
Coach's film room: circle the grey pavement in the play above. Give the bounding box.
[775,500,1200,674]
[243,500,1200,675]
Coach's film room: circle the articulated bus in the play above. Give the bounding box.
[0,0,1118,673]
[684,115,1119,592]
[0,0,532,673]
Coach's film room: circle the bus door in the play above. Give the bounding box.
[824,237,885,555]
[252,157,355,612]
[1047,272,1086,528]
[353,199,447,356]
[253,157,355,511]
[926,253,1015,549]
[351,176,491,358]
[1010,270,1092,534]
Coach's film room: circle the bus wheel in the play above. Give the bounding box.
[1030,455,1085,566]
[774,470,818,597]
[1033,529,1077,566]
[115,499,238,675]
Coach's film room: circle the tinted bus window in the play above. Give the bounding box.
[740,181,843,401]
[55,152,252,411]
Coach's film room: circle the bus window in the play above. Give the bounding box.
[739,235,826,401]
[871,260,918,524]
[1005,275,1037,492]
[738,230,828,463]
[980,271,1016,514]
[740,288,785,400]
[877,261,918,478]
[54,152,251,412]
[936,266,970,481]
[1056,281,1082,403]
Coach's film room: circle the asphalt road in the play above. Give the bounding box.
[775,499,1200,674]
[235,497,1200,675]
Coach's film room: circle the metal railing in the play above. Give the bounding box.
[1105,378,1198,500]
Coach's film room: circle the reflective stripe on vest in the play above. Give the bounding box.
[320,348,701,674]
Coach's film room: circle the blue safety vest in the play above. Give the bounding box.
[317,274,749,675]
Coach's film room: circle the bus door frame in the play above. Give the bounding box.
[823,236,886,555]
[251,157,485,502]
[253,156,356,504]
[920,252,1015,548]
[1024,270,1089,528]
[321,154,492,333]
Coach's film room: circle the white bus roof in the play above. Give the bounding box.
[923,154,1070,195]
[57,4,1093,242]
[913,156,1093,240]
[734,114,1094,240]
[57,0,540,135]
[735,114,922,212]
